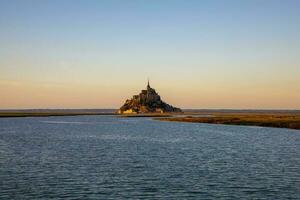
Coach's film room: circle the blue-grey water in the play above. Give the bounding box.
[0,116,299,199]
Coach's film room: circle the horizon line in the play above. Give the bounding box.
[1,108,300,111]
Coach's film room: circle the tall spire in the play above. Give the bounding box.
[147,78,151,90]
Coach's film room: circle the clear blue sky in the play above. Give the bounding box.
[0,0,299,109]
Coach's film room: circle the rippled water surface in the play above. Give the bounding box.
[0,116,300,199]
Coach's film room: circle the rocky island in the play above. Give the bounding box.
[117,81,182,114]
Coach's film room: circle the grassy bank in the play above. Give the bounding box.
[156,114,300,130]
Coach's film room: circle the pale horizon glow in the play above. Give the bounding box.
[0,0,300,109]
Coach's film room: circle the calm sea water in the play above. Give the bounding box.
[0,116,299,199]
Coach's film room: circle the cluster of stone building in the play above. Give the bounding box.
[117,81,182,114]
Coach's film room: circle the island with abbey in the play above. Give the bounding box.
[117,81,182,114]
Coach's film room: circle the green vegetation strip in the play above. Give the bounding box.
[156,115,300,130]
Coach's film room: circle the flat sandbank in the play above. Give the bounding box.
[156,114,300,130]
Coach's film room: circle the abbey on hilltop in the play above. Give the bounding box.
[117,80,182,114]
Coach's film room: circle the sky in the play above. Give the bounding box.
[0,0,299,109]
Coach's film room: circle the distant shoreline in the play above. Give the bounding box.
[0,109,117,118]
[0,112,117,118]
